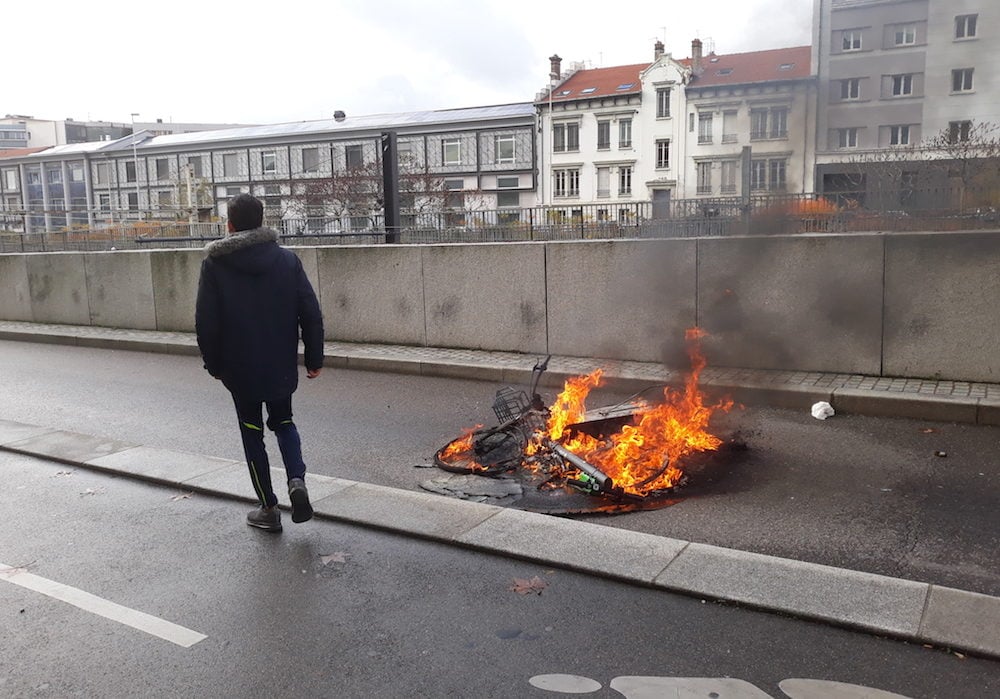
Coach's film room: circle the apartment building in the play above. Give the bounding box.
[812,0,1000,198]
[0,104,537,233]
[536,40,815,211]
[685,43,815,198]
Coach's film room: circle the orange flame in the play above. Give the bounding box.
[546,369,604,440]
[545,329,731,495]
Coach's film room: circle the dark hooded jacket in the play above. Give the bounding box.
[195,227,323,401]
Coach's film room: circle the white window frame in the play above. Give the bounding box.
[889,125,911,146]
[494,135,515,165]
[69,164,85,182]
[618,119,631,149]
[838,127,859,149]
[721,161,738,194]
[553,168,580,198]
[891,74,914,96]
[894,25,916,46]
[696,162,712,195]
[442,139,461,165]
[656,87,671,118]
[222,153,238,177]
[698,113,713,144]
[841,78,861,100]
[842,30,862,51]
[618,166,632,196]
[952,68,974,92]
[261,151,277,174]
[955,14,977,39]
[597,120,610,150]
[301,148,319,173]
[655,139,670,169]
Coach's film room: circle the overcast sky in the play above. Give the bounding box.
[7,0,812,127]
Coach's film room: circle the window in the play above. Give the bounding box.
[894,25,916,46]
[696,162,712,195]
[618,119,632,148]
[2,169,16,190]
[497,176,519,189]
[225,186,243,197]
[301,148,319,173]
[841,78,861,100]
[187,156,203,178]
[838,127,859,148]
[889,125,911,145]
[842,30,862,51]
[346,144,364,169]
[26,170,41,185]
[597,121,610,149]
[768,160,786,191]
[955,14,977,39]
[262,184,281,208]
[98,193,111,212]
[721,161,738,194]
[125,161,137,183]
[155,158,170,181]
[770,107,788,138]
[750,160,767,190]
[94,162,109,185]
[494,135,515,164]
[127,192,138,210]
[891,74,914,96]
[552,123,579,152]
[722,110,738,143]
[222,153,238,177]
[698,113,713,144]
[47,168,62,185]
[69,164,84,182]
[952,68,974,92]
[656,87,671,118]
[596,167,610,198]
[655,139,670,169]
[497,191,519,207]
[553,168,580,197]
[750,109,768,140]
[618,166,632,196]
[261,151,277,174]
[158,191,173,207]
[949,120,972,144]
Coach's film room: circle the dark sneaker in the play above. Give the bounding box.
[288,478,313,523]
[246,506,282,532]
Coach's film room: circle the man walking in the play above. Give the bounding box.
[196,194,324,533]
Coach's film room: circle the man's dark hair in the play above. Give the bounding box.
[227,194,264,232]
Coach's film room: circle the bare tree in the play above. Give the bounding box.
[924,120,1000,213]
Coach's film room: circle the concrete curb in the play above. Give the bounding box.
[2,416,998,661]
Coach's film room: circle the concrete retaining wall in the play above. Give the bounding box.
[1,232,997,382]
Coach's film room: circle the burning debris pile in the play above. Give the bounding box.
[429,329,736,513]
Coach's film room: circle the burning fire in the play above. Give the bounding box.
[547,327,732,495]
[436,328,731,498]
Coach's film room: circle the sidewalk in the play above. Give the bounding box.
[1,320,999,661]
[2,320,1000,425]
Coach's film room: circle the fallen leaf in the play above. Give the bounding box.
[320,552,348,565]
[170,492,194,501]
[510,576,548,595]
[953,651,966,660]
[919,428,937,434]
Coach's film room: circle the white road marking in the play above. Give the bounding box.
[1,563,207,648]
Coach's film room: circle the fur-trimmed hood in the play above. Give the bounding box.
[205,227,278,258]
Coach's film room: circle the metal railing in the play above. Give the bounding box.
[2,188,998,252]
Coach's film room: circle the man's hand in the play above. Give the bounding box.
[306,368,322,379]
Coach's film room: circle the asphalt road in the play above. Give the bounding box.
[3,450,998,698]
[1,339,998,601]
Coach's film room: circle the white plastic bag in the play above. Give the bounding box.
[811,401,835,420]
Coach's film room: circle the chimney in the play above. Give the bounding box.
[654,40,665,61]
[691,38,703,74]
[549,54,562,81]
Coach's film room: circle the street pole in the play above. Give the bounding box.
[130,113,141,219]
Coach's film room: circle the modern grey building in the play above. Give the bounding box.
[812,0,1000,200]
[0,104,537,234]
